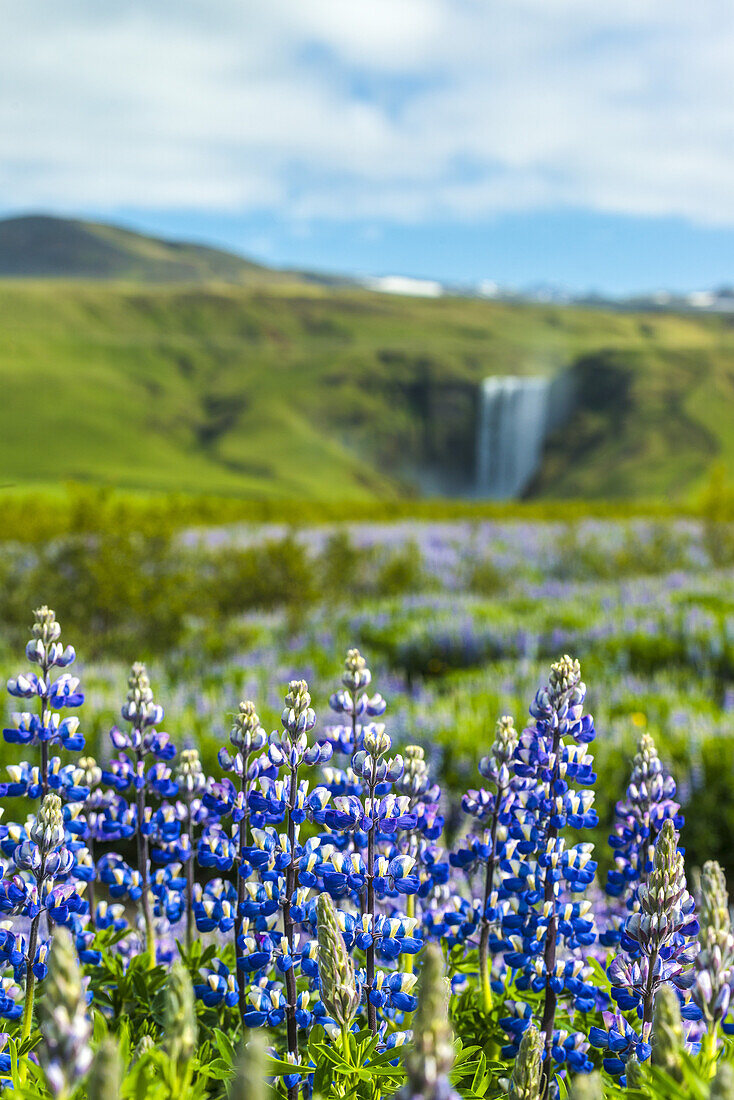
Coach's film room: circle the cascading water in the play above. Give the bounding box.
[475,373,573,498]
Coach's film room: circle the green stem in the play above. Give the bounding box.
[540,726,562,1100]
[478,800,501,1014]
[20,970,35,1043]
[405,894,415,975]
[340,1021,352,1067]
[283,765,300,1100]
[366,762,378,1035]
[236,748,251,1024]
[21,910,41,1041]
[135,745,155,967]
[704,1024,719,1064]
[185,811,194,952]
[641,947,659,1038]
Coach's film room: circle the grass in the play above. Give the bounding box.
[0,278,733,501]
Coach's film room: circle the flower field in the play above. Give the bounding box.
[0,511,732,1098]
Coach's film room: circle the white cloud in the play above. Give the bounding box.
[1,0,733,224]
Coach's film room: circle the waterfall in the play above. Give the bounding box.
[475,374,572,498]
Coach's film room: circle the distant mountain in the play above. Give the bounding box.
[0,214,296,284]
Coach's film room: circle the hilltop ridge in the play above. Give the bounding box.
[0,214,298,284]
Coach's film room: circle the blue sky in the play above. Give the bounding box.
[2,1,734,295]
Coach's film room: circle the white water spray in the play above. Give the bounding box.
[475,374,573,498]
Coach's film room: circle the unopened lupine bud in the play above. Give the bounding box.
[316,894,360,1032]
[32,793,65,852]
[343,648,371,692]
[549,655,581,697]
[33,606,61,644]
[634,819,695,957]
[397,745,429,794]
[122,662,162,726]
[163,962,197,1075]
[568,1071,603,1100]
[479,715,518,783]
[712,1061,734,1100]
[363,724,392,759]
[231,700,267,752]
[230,1029,271,1100]
[37,928,92,1097]
[651,984,684,1082]
[78,756,102,790]
[608,818,699,1042]
[282,680,315,736]
[493,715,517,760]
[509,1026,543,1100]
[86,1037,122,1100]
[176,748,205,796]
[401,943,457,1100]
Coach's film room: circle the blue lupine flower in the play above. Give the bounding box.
[99,663,177,961]
[5,608,84,770]
[601,819,699,1073]
[0,793,86,1022]
[199,699,272,1020]
[589,1010,652,1077]
[221,680,329,1088]
[313,650,422,1040]
[450,714,520,1008]
[498,656,598,1085]
[602,730,683,949]
[194,959,239,1008]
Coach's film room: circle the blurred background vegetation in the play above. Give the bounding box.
[0,479,731,879]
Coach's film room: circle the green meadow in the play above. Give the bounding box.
[0,278,732,502]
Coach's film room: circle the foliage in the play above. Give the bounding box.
[0,505,728,1098]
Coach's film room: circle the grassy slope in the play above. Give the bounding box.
[0,279,732,500]
[0,215,291,284]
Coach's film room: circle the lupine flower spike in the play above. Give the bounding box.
[174,747,207,948]
[651,983,684,1082]
[164,962,198,1094]
[473,714,517,1011]
[5,606,84,799]
[603,730,682,948]
[316,892,360,1045]
[393,743,446,976]
[102,662,174,963]
[237,679,331,1100]
[86,1037,122,1100]
[508,1025,543,1100]
[319,654,418,1038]
[19,792,77,1040]
[199,698,269,1022]
[37,927,92,1099]
[502,656,597,1094]
[695,860,734,1058]
[230,1030,271,1100]
[399,942,458,1100]
[596,818,699,1075]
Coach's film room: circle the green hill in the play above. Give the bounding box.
[0,273,732,501]
[0,214,296,284]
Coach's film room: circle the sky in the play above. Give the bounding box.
[2,0,734,295]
